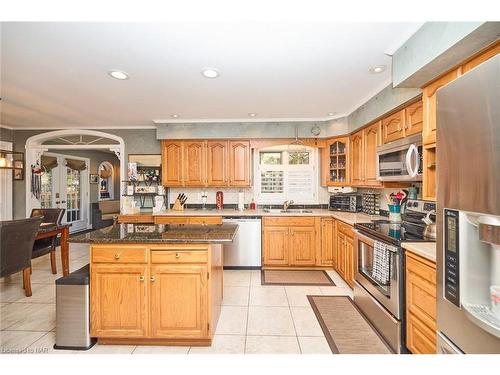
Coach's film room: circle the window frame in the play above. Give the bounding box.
[254,145,319,205]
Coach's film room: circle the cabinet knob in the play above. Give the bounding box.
[291,231,295,236]
[175,253,181,259]
[114,254,120,260]
[150,276,156,282]
[139,276,145,281]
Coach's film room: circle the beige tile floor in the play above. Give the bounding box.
[1,243,353,355]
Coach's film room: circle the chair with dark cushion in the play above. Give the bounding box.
[0,217,43,296]
[30,208,65,274]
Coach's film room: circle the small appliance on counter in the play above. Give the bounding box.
[362,192,380,216]
[329,193,362,212]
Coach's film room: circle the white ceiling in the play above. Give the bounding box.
[0,22,422,129]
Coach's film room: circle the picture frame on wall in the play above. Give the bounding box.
[13,168,24,181]
[90,174,99,184]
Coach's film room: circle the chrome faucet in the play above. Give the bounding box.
[283,200,294,212]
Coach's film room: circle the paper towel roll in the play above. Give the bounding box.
[238,190,245,211]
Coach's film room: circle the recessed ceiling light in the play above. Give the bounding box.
[248,113,257,117]
[201,68,220,79]
[108,70,129,80]
[369,65,387,74]
[327,112,336,116]
[171,114,179,118]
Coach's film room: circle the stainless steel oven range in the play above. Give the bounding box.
[353,199,436,353]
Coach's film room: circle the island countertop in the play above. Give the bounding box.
[69,223,238,244]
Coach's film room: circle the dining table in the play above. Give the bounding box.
[36,222,72,276]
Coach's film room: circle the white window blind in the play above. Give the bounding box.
[254,146,318,204]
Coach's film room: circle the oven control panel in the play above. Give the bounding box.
[444,209,460,307]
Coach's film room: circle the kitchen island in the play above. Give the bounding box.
[70,223,238,346]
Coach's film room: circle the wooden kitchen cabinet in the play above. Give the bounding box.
[404,101,424,137]
[90,264,149,338]
[422,144,436,201]
[262,226,290,266]
[323,137,349,186]
[349,122,382,188]
[349,131,364,186]
[262,217,319,267]
[207,141,228,186]
[382,109,406,144]
[320,218,335,267]
[362,121,382,187]
[289,226,316,266]
[183,141,206,186]
[150,264,208,339]
[422,69,461,146]
[334,221,355,288]
[405,251,436,354]
[161,139,250,187]
[162,141,184,186]
[228,140,251,187]
[90,244,221,345]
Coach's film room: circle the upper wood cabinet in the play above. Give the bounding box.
[422,69,460,145]
[404,101,423,137]
[363,122,382,186]
[162,141,184,186]
[382,109,406,144]
[349,131,364,186]
[349,122,382,188]
[322,137,349,186]
[228,141,251,187]
[161,140,251,187]
[207,141,228,186]
[184,141,206,186]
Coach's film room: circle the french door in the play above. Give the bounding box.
[40,153,89,233]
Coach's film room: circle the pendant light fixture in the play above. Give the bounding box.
[288,126,307,153]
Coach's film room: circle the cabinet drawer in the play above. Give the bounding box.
[154,217,191,225]
[188,216,222,225]
[406,253,436,285]
[406,253,436,329]
[91,246,148,264]
[151,250,208,264]
[263,217,316,227]
[407,312,436,354]
[336,221,353,237]
[117,214,154,224]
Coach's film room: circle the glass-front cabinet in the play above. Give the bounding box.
[325,137,349,186]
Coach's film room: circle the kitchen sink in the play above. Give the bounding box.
[263,209,313,214]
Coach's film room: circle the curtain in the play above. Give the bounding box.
[65,158,87,171]
[41,155,58,170]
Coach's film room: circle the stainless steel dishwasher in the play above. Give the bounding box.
[222,216,261,269]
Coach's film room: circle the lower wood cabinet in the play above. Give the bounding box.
[262,217,319,267]
[334,221,355,288]
[405,251,437,354]
[90,244,221,344]
[150,265,208,339]
[90,264,149,338]
[320,218,335,267]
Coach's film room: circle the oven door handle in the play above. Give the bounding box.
[354,229,398,253]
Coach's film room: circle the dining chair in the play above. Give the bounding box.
[0,217,43,297]
[30,208,65,274]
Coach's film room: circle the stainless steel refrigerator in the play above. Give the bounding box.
[436,54,500,353]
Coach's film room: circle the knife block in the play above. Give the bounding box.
[172,198,184,211]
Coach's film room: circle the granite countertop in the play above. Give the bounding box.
[402,242,437,263]
[69,223,239,244]
[152,208,381,226]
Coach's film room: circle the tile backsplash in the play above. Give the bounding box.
[168,188,255,206]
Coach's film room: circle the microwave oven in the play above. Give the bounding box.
[376,133,423,181]
[329,194,362,212]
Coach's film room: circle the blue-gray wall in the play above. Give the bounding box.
[393,22,500,87]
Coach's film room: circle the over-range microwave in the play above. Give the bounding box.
[376,133,423,181]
